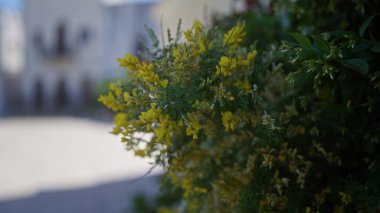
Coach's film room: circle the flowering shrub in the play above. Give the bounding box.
[99,22,271,211]
[100,1,380,211]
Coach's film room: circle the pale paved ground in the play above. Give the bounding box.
[0,117,162,213]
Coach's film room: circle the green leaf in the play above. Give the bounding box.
[359,15,374,37]
[342,58,369,75]
[312,35,330,52]
[354,51,374,61]
[144,25,159,48]
[290,32,312,49]
[351,43,370,54]
[371,42,380,53]
[175,18,182,43]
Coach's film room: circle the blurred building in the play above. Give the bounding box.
[153,0,232,32]
[0,72,3,116]
[21,0,158,114]
[0,8,24,116]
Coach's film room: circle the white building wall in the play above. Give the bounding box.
[153,0,232,35]
[22,0,158,114]
[0,10,24,75]
[0,9,24,115]
[0,74,4,116]
[23,0,106,113]
[24,0,105,72]
[103,3,156,74]
[0,22,3,116]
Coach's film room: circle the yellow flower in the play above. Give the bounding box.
[160,79,169,88]
[136,62,158,87]
[154,114,174,144]
[172,46,182,63]
[184,30,192,42]
[186,117,202,139]
[114,113,127,126]
[172,45,190,69]
[223,22,246,49]
[234,80,251,94]
[246,50,257,63]
[98,92,124,112]
[194,187,207,194]
[221,111,237,131]
[184,21,203,42]
[134,149,146,157]
[192,21,203,36]
[109,83,122,96]
[198,39,207,53]
[184,21,208,55]
[112,113,128,134]
[139,104,161,130]
[239,50,257,66]
[339,192,352,205]
[123,92,133,105]
[135,62,168,90]
[118,54,139,71]
[158,207,179,213]
[216,56,237,77]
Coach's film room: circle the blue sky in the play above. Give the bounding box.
[0,0,22,10]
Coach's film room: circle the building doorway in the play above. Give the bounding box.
[56,79,67,111]
[56,23,68,55]
[34,80,43,112]
[82,78,92,107]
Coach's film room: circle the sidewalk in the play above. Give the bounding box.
[0,117,162,212]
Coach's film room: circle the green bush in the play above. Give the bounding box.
[100,1,380,212]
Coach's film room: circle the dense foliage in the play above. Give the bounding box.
[100,0,380,212]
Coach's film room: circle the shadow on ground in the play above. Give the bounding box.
[0,175,160,213]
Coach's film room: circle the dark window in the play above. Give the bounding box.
[56,80,67,109]
[82,78,92,106]
[80,28,90,43]
[56,23,68,55]
[34,80,43,111]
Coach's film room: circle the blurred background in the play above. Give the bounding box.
[0,0,242,212]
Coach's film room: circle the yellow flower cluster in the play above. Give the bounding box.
[118,53,139,71]
[221,111,238,131]
[223,22,246,50]
[153,114,175,144]
[172,44,190,67]
[112,113,128,134]
[137,62,168,90]
[158,207,180,213]
[216,48,257,78]
[123,91,133,105]
[185,114,202,139]
[118,53,168,90]
[98,83,125,112]
[134,149,146,157]
[339,192,352,205]
[99,21,268,212]
[238,50,257,66]
[139,104,161,130]
[216,56,237,77]
[184,21,203,42]
[100,19,374,212]
[184,21,211,55]
[234,80,251,94]
[138,104,175,144]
